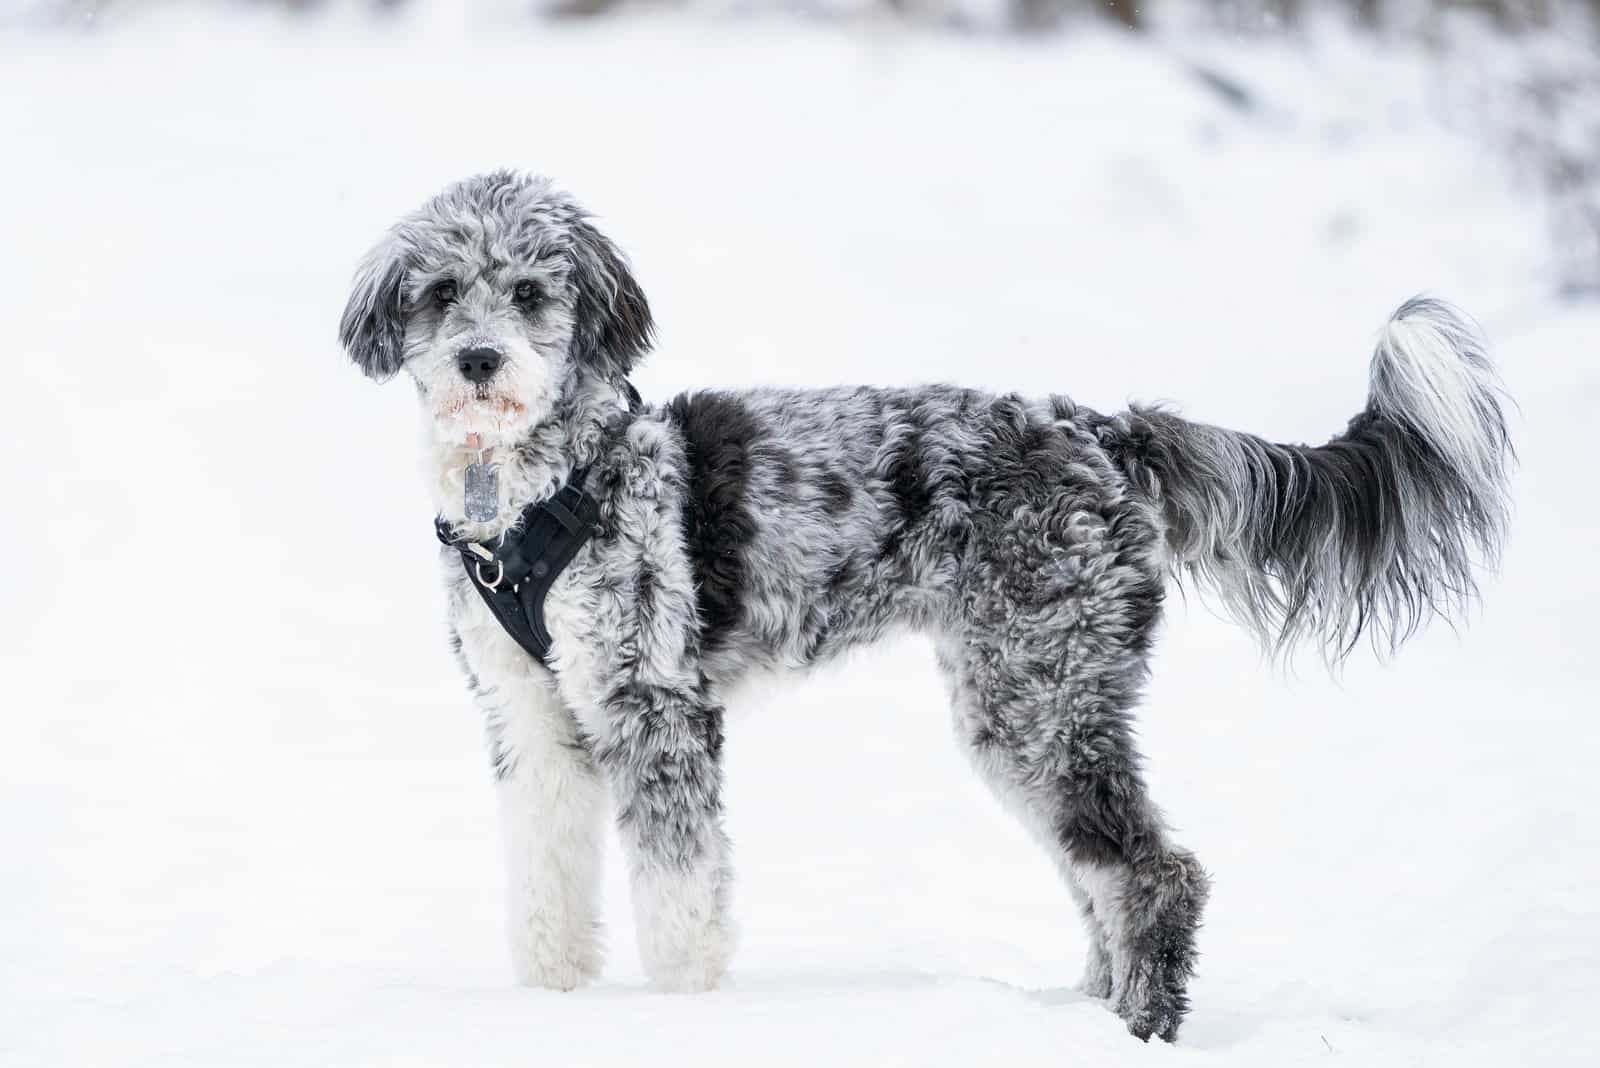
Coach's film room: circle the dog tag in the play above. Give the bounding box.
[465,461,499,521]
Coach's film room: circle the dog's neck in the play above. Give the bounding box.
[427,375,626,543]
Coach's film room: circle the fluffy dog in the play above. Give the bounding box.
[338,171,1512,1041]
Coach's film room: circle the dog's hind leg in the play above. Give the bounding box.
[939,638,1208,1040]
[592,683,736,993]
[937,486,1209,1040]
[1073,825,1209,1043]
[936,643,1116,994]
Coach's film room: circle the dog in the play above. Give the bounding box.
[338,171,1512,1042]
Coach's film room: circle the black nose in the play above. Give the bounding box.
[457,346,502,383]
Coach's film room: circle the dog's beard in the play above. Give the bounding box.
[436,386,532,438]
[433,400,543,450]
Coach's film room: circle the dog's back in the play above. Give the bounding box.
[661,384,1165,682]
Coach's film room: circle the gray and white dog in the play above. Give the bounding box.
[339,171,1512,1042]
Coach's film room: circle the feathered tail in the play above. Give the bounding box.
[1111,297,1514,661]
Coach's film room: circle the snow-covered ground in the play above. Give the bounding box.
[2,8,1596,1066]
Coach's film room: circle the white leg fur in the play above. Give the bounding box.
[625,836,736,992]
[493,691,607,990]
[1067,879,1116,999]
[1070,860,1134,1003]
[453,573,607,990]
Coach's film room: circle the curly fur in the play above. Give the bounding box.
[339,172,1514,1043]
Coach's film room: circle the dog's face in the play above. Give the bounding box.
[339,172,652,444]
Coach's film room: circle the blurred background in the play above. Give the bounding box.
[1,3,1595,1067]
[9,0,1600,294]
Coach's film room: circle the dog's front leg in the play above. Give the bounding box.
[595,684,734,992]
[492,686,607,990]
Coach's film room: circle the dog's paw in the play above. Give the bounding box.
[513,952,601,992]
[1113,951,1191,1043]
[638,914,734,993]
[509,920,603,991]
[643,942,731,993]
[1118,998,1184,1044]
[632,861,736,993]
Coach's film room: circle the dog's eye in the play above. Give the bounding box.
[432,280,458,307]
[513,281,542,308]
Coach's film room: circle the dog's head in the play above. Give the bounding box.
[339,172,652,444]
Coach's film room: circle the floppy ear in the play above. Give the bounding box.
[567,218,654,385]
[338,235,408,381]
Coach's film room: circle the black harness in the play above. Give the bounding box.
[435,467,602,667]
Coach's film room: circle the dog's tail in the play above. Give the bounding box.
[1109,297,1513,662]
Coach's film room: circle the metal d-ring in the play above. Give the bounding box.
[475,559,504,591]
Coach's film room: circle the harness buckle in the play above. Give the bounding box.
[474,559,504,591]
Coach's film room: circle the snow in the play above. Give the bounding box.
[2,8,1597,1066]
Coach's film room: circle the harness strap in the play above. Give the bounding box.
[435,465,602,666]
